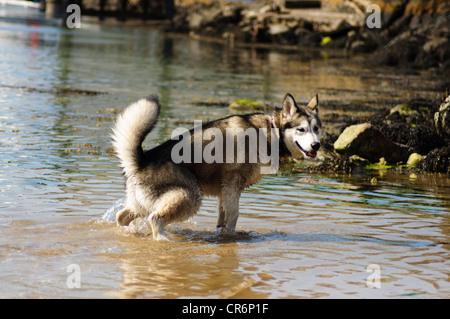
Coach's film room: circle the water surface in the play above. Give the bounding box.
[0,7,449,298]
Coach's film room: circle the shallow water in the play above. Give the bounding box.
[0,6,449,298]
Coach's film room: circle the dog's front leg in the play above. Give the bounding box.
[217,196,225,228]
[219,187,240,235]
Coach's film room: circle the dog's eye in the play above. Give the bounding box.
[297,128,306,133]
[313,126,319,132]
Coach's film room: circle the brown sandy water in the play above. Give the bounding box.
[0,6,449,298]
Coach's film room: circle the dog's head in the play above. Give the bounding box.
[274,93,322,159]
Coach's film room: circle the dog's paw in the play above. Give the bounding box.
[216,226,236,236]
[116,208,135,226]
[154,233,170,241]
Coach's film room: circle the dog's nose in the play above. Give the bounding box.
[311,142,320,151]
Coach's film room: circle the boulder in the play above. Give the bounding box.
[334,123,413,163]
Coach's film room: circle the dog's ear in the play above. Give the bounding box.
[306,94,319,114]
[282,93,299,118]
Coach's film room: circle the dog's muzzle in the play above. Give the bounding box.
[296,141,320,158]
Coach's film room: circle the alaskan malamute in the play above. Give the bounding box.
[111,93,321,240]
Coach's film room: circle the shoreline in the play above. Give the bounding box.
[164,1,450,73]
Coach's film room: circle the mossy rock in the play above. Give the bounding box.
[390,104,418,116]
[363,157,395,170]
[229,99,265,111]
[406,153,424,167]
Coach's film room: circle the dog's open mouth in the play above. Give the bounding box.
[296,141,317,158]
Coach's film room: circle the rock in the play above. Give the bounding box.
[268,23,290,36]
[434,94,450,139]
[345,29,381,53]
[167,1,450,76]
[378,35,423,66]
[384,99,434,125]
[419,146,450,174]
[268,22,297,44]
[334,123,413,163]
[188,12,204,30]
[423,37,448,54]
[407,153,424,167]
[377,123,437,154]
[336,1,364,15]
[348,39,369,53]
[374,11,450,72]
[369,98,445,155]
[321,36,332,46]
[258,5,275,14]
[390,104,419,117]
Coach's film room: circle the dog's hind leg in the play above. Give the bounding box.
[148,186,202,241]
[148,213,169,241]
[116,208,136,226]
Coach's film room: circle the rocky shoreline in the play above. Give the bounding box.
[164,1,449,175]
[312,93,450,175]
[166,0,450,74]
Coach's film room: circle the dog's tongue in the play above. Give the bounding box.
[308,151,317,158]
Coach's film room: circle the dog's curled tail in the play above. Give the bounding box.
[111,95,160,178]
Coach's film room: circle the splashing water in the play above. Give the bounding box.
[102,197,125,223]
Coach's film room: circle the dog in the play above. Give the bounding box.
[111,93,321,240]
